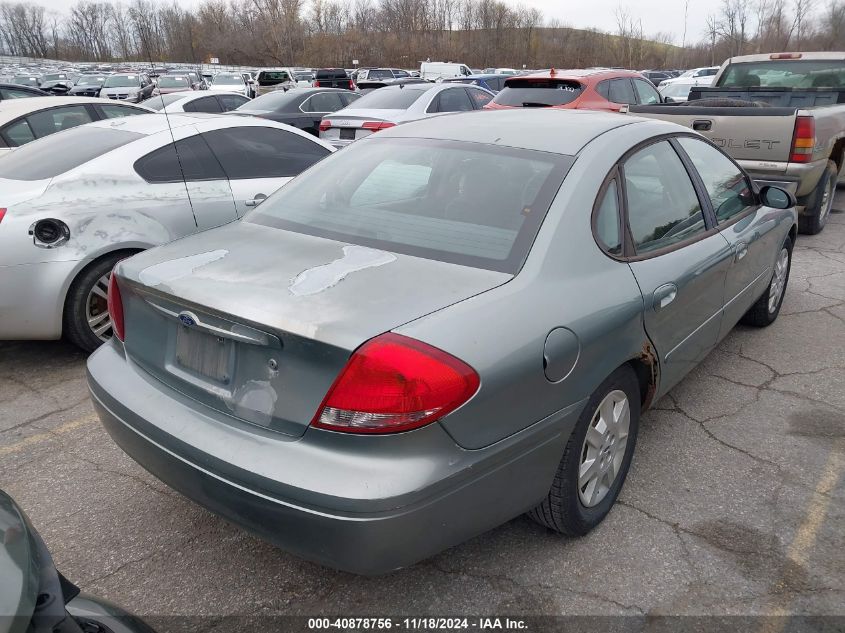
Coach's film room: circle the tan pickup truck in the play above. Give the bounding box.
[626,52,845,234]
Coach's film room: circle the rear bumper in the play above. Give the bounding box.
[0,260,80,340]
[87,342,581,574]
[740,158,826,202]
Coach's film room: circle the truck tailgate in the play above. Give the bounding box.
[627,104,797,164]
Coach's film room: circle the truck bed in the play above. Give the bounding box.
[688,86,845,107]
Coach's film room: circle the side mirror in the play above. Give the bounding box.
[759,185,796,210]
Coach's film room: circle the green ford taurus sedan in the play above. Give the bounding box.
[87,109,797,574]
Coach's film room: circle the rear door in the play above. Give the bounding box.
[200,124,332,216]
[621,139,733,392]
[133,128,238,230]
[675,136,780,336]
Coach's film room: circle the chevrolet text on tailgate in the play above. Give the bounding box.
[626,52,845,234]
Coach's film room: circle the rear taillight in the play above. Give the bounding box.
[319,119,332,132]
[0,208,6,224]
[107,272,125,342]
[362,121,396,132]
[348,79,355,90]
[312,80,319,87]
[790,116,815,163]
[312,333,480,434]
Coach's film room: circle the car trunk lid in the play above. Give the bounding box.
[319,110,403,143]
[117,221,510,438]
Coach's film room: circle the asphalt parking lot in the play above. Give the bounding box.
[1,198,844,626]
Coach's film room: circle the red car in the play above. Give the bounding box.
[484,68,661,112]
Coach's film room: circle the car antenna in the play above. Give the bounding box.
[144,49,199,228]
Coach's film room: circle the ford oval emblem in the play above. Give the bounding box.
[178,312,197,327]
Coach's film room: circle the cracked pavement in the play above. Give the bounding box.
[1,198,844,621]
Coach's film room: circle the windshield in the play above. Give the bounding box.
[214,74,242,85]
[13,76,38,86]
[237,90,298,111]
[247,138,572,273]
[104,74,140,88]
[717,59,845,88]
[659,83,692,98]
[348,86,428,109]
[0,126,142,180]
[493,79,583,107]
[158,76,190,88]
[75,76,105,86]
[42,74,66,81]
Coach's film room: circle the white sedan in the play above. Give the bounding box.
[0,96,150,153]
[0,113,334,351]
[141,90,250,114]
[209,72,251,97]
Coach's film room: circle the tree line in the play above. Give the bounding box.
[1,0,845,70]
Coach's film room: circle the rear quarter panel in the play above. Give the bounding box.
[397,123,658,449]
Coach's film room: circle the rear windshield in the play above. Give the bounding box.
[317,69,347,79]
[348,86,428,109]
[76,76,105,86]
[717,59,845,88]
[493,79,583,107]
[238,90,299,111]
[141,93,183,110]
[0,126,142,180]
[247,138,572,273]
[258,71,291,86]
[214,74,242,85]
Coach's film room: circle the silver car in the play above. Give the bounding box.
[0,113,333,351]
[88,110,797,574]
[319,82,495,147]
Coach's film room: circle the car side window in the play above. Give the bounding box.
[1,87,37,99]
[467,87,493,108]
[594,179,622,255]
[183,96,222,113]
[2,118,36,146]
[623,140,707,254]
[633,79,660,104]
[433,87,474,112]
[26,105,94,138]
[341,92,361,106]
[608,79,636,104]
[202,126,330,179]
[302,92,344,113]
[677,137,755,224]
[98,104,146,119]
[217,94,249,111]
[135,134,225,183]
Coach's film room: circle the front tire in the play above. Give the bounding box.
[528,365,640,536]
[63,252,131,353]
[741,236,793,327]
[798,160,836,235]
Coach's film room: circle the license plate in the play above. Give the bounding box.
[339,128,356,140]
[175,326,231,383]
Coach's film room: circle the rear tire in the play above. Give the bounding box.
[528,365,640,536]
[63,252,132,353]
[798,160,836,235]
[741,236,793,327]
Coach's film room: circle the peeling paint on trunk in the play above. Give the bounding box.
[139,249,228,286]
[289,245,396,297]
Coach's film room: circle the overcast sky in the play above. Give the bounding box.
[34,0,714,46]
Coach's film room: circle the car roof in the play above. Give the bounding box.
[512,68,643,81]
[84,112,215,135]
[375,109,645,155]
[0,96,144,121]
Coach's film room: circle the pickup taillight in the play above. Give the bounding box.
[0,208,6,224]
[790,116,815,164]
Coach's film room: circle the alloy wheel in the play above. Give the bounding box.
[85,272,113,342]
[578,389,630,508]
[768,247,790,314]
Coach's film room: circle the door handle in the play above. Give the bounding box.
[692,119,712,131]
[735,242,748,262]
[244,193,268,207]
[653,283,678,311]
